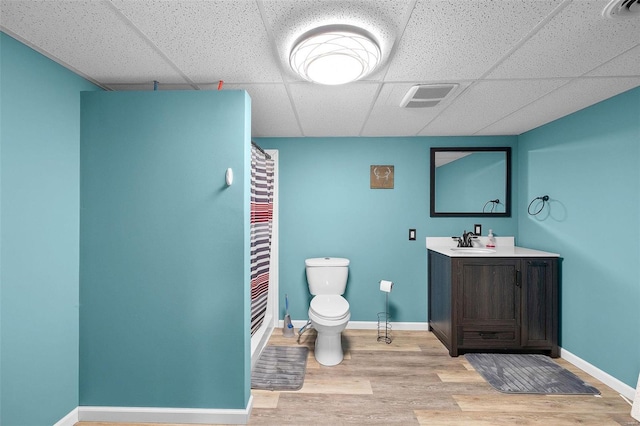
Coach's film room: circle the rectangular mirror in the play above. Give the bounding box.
[430,147,511,217]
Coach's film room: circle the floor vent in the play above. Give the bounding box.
[400,83,458,108]
[602,0,640,19]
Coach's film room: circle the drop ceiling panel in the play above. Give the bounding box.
[1,0,639,138]
[479,77,640,135]
[0,0,188,84]
[361,82,469,136]
[385,0,564,81]
[109,0,282,84]
[586,44,640,77]
[289,83,380,136]
[222,84,302,138]
[260,0,413,82]
[487,1,640,79]
[421,79,569,135]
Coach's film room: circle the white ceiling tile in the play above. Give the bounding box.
[479,77,640,135]
[1,0,637,137]
[421,79,570,135]
[487,1,640,79]
[260,0,414,82]
[289,82,380,136]
[222,84,303,138]
[586,44,640,77]
[385,0,563,81]
[0,0,188,84]
[109,0,283,84]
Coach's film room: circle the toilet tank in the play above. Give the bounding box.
[305,257,350,295]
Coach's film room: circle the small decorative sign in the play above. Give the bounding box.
[370,165,394,189]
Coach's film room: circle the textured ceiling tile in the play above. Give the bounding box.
[261,0,414,81]
[487,1,640,79]
[1,0,638,137]
[586,44,640,77]
[222,84,302,138]
[420,79,569,135]
[361,82,469,136]
[109,0,282,83]
[385,0,563,81]
[0,0,188,84]
[289,82,380,136]
[479,77,640,135]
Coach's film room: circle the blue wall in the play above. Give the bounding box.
[0,33,100,425]
[2,30,638,421]
[436,152,507,213]
[79,91,252,408]
[518,86,640,388]
[255,136,518,323]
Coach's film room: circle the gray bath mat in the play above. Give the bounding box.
[251,346,309,391]
[466,353,600,395]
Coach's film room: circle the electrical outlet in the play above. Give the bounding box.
[474,224,482,235]
[409,229,416,240]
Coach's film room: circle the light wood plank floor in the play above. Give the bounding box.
[78,329,639,426]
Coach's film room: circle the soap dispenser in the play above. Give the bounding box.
[486,229,496,248]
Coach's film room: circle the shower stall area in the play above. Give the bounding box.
[250,144,279,367]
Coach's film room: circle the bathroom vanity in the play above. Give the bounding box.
[427,237,559,358]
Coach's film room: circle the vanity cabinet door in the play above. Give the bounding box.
[455,259,521,349]
[521,258,558,356]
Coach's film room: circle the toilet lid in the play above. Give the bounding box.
[310,295,349,320]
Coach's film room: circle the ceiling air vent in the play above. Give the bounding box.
[603,0,640,19]
[400,83,458,108]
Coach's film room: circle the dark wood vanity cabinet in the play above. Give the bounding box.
[428,250,558,358]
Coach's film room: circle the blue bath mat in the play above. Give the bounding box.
[251,346,309,391]
[466,353,600,395]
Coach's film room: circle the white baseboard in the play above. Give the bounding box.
[74,396,253,425]
[280,319,429,331]
[53,407,78,426]
[57,339,634,425]
[561,347,636,400]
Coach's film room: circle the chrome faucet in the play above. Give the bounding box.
[453,231,477,247]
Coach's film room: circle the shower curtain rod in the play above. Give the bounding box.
[251,141,271,159]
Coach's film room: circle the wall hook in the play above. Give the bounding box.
[225,168,233,186]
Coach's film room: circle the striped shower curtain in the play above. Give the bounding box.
[250,144,274,336]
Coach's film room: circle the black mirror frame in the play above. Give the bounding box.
[430,147,511,217]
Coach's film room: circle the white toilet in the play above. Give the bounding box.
[305,257,351,366]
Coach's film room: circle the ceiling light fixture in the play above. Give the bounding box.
[290,25,381,85]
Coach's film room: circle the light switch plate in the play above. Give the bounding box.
[409,229,416,240]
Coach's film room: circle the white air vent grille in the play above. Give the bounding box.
[400,84,458,108]
[603,0,640,19]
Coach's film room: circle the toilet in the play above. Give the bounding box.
[305,257,351,366]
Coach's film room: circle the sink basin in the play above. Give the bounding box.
[450,247,496,254]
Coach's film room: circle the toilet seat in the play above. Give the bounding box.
[309,295,349,321]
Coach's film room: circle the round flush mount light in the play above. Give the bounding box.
[289,25,381,85]
[602,0,640,18]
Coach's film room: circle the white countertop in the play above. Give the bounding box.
[426,236,559,258]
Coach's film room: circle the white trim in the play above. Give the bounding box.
[78,396,253,425]
[53,407,79,426]
[561,347,636,400]
[281,319,429,331]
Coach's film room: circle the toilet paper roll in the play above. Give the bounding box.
[380,280,394,293]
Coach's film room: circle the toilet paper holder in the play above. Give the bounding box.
[377,280,393,344]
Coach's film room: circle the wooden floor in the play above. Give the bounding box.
[78,329,638,426]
